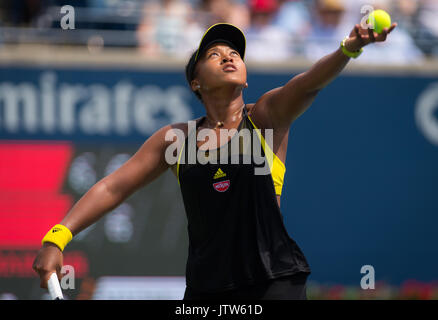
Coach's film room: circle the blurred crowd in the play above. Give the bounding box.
[1,0,438,64]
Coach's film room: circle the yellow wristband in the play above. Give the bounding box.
[340,37,363,59]
[41,224,73,252]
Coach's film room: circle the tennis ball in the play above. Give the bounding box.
[367,9,391,34]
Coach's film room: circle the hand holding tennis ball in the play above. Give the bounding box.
[343,10,397,53]
[367,9,392,34]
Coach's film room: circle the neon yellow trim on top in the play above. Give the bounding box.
[176,116,286,195]
[248,116,286,196]
[176,138,185,186]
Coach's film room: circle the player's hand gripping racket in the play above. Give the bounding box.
[47,272,64,300]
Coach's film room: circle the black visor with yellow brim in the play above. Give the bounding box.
[185,23,246,84]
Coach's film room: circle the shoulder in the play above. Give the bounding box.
[154,116,204,151]
[246,103,256,116]
[164,117,202,175]
[246,88,281,130]
[246,93,291,140]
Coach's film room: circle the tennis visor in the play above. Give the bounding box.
[186,23,246,83]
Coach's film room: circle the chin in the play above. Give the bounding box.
[222,75,246,86]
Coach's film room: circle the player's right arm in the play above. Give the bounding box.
[32,123,186,288]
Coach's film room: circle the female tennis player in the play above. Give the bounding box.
[33,22,396,300]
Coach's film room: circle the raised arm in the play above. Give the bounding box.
[254,23,397,129]
[33,123,181,288]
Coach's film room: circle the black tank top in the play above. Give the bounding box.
[177,105,311,293]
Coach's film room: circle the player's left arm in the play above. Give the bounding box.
[255,23,397,129]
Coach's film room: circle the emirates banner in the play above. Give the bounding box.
[1,65,437,299]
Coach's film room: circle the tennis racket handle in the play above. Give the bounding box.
[47,272,64,300]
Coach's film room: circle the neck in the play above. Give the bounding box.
[201,86,245,125]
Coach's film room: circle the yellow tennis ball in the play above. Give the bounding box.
[367,9,391,34]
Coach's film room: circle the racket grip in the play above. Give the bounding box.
[48,272,64,300]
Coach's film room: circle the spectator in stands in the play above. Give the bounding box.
[415,0,438,57]
[245,0,293,61]
[392,0,418,33]
[273,0,312,36]
[355,0,424,64]
[0,0,44,26]
[272,0,312,56]
[137,0,202,57]
[304,0,424,64]
[390,0,436,56]
[303,0,350,61]
[197,0,250,31]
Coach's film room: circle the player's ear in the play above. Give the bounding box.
[244,82,248,88]
[191,80,201,92]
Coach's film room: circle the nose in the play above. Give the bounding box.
[222,54,233,64]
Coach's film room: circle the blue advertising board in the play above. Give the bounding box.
[0,64,437,291]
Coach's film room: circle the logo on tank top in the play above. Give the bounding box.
[213,180,230,192]
[213,168,226,179]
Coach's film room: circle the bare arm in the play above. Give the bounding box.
[254,23,397,128]
[61,124,174,235]
[33,123,183,287]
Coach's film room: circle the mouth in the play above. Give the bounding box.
[223,64,237,72]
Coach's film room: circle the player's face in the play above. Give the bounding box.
[192,42,247,93]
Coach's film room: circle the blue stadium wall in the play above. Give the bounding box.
[0,64,437,293]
